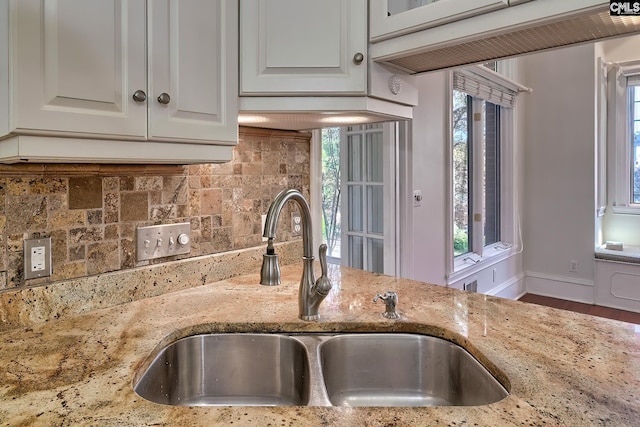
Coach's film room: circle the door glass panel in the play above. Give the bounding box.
[347,134,362,181]
[348,186,363,232]
[366,131,383,183]
[367,238,384,273]
[349,235,363,269]
[367,185,384,235]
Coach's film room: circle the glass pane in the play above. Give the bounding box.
[453,90,470,255]
[367,185,384,235]
[366,131,383,183]
[388,0,440,15]
[348,185,363,232]
[349,235,363,269]
[321,128,342,260]
[347,134,362,181]
[633,86,640,203]
[367,238,384,274]
[484,102,500,246]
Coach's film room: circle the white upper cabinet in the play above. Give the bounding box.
[2,0,238,163]
[240,0,367,95]
[148,0,237,143]
[14,0,147,138]
[369,0,634,75]
[370,0,509,42]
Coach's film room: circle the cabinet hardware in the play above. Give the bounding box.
[132,90,147,103]
[157,93,171,105]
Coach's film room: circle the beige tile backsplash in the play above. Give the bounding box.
[0,127,310,290]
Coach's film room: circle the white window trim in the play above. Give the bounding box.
[608,59,640,214]
[446,65,522,283]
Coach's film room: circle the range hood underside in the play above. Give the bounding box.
[374,6,640,74]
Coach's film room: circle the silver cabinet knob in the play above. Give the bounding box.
[132,90,147,103]
[177,233,190,245]
[353,52,364,65]
[157,93,171,105]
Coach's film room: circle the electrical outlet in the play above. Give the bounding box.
[569,260,578,273]
[291,212,302,237]
[24,237,52,280]
[413,189,422,207]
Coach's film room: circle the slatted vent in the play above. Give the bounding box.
[387,10,640,73]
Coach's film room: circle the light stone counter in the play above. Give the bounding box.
[1,263,639,426]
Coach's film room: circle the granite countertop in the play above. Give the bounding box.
[1,263,639,426]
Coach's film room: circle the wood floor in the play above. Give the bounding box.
[519,294,640,324]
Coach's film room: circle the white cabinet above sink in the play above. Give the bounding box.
[238,0,417,131]
[0,0,238,164]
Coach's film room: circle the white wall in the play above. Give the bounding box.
[409,71,448,286]
[519,44,597,303]
[407,35,640,306]
[408,67,525,298]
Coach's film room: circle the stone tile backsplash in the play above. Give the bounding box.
[0,127,310,290]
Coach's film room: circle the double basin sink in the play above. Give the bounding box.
[134,333,508,407]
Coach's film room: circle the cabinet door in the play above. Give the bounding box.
[13,0,147,138]
[240,0,366,95]
[149,0,238,144]
[370,0,509,42]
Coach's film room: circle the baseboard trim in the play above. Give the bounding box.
[486,273,526,300]
[525,271,595,304]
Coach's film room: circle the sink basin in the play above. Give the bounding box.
[319,333,508,407]
[135,332,507,407]
[134,333,310,406]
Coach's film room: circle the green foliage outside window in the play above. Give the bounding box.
[321,128,341,257]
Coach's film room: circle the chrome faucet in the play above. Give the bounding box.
[261,189,332,321]
[373,291,400,319]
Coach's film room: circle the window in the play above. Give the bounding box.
[452,92,501,257]
[608,61,640,213]
[631,82,640,203]
[449,64,525,273]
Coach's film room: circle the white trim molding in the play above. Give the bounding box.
[525,270,595,304]
[486,272,526,300]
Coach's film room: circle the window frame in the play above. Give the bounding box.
[446,65,521,280]
[608,60,640,215]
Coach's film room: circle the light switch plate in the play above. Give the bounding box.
[24,237,52,280]
[136,222,191,261]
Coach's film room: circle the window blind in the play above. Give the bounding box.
[627,74,640,86]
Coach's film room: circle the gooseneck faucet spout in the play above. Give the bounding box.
[261,189,332,321]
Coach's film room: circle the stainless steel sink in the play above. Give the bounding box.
[319,334,508,407]
[134,332,508,407]
[134,333,310,406]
